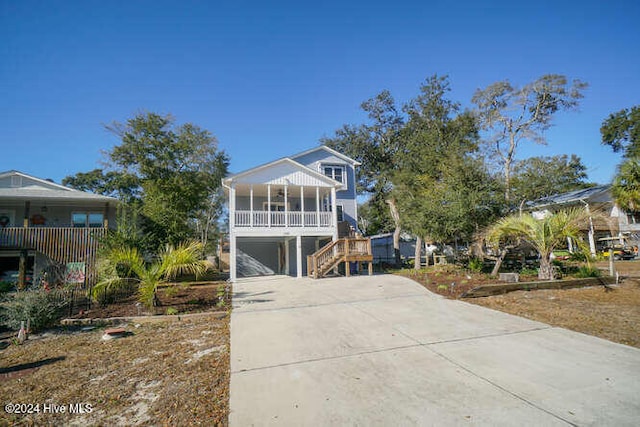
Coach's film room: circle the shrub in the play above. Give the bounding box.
[0,290,70,332]
[574,265,602,278]
[0,281,15,293]
[519,267,538,277]
[468,258,484,273]
[166,307,179,315]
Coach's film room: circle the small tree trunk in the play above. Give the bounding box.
[386,198,402,267]
[491,249,507,276]
[152,291,162,307]
[414,236,422,270]
[539,256,554,281]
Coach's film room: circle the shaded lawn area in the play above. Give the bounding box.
[0,313,229,426]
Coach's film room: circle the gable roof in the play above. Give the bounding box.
[222,157,342,188]
[0,170,118,203]
[290,145,361,166]
[223,145,360,188]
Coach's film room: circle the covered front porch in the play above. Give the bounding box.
[230,183,338,231]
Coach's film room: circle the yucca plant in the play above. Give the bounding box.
[92,241,209,309]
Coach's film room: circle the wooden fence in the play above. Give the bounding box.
[0,227,107,287]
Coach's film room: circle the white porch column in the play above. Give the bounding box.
[229,183,236,229]
[300,186,305,226]
[285,238,290,275]
[284,184,289,227]
[267,184,272,227]
[296,235,302,278]
[249,184,254,227]
[331,187,338,240]
[230,234,237,282]
[316,187,320,227]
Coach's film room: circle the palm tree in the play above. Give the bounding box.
[612,157,640,212]
[486,208,592,281]
[92,241,209,308]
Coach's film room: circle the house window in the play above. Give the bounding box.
[628,212,640,224]
[72,212,104,228]
[322,165,345,184]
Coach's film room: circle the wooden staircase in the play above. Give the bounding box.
[307,238,373,279]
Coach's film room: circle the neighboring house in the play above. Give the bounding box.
[223,146,363,281]
[527,184,640,255]
[0,170,117,288]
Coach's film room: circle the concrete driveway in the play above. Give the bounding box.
[229,274,640,426]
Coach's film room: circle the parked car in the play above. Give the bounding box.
[599,245,636,260]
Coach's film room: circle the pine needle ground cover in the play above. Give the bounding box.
[0,313,229,426]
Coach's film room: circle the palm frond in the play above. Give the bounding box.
[159,241,209,280]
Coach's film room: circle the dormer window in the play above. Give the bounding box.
[322,165,345,184]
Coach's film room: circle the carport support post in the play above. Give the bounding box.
[296,235,302,278]
[230,235,237,282]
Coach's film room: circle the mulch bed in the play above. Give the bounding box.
[72,281,230,318]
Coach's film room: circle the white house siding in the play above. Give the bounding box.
[233,162,335,187]
[291,150,358,230]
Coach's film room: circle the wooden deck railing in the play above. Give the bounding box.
[307,238,372,279]
[0,227,107,286]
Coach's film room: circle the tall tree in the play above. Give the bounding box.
[395,76,502,267]
[322,90,405,264]
[472,74,588,204]
[601,105,640,158]
[601,106,640,213]
[611,158,640,212]
[64,112,229,250]
[511,154,593,204]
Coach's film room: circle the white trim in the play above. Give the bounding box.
[290,145,361,166]
[320,164,347,189]
[230,234,237,281]
[223,157,342,188]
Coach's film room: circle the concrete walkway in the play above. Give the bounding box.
[229,274,640,426]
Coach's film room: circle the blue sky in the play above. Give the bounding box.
[1,0,638,185]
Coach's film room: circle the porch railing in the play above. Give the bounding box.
[307,238,373,279]
[234,211,333,228]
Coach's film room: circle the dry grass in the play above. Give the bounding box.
[0,313,229,426]
[400,260,640,349]
[467,279,640,348]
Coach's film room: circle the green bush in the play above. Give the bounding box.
[0,290,70,332]
[0,281,15,293]
[574,265,602,278]
[519,267,538,276]
[468,258,484,273]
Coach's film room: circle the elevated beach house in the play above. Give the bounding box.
[223,146,372,281]
[0,170,117,288]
